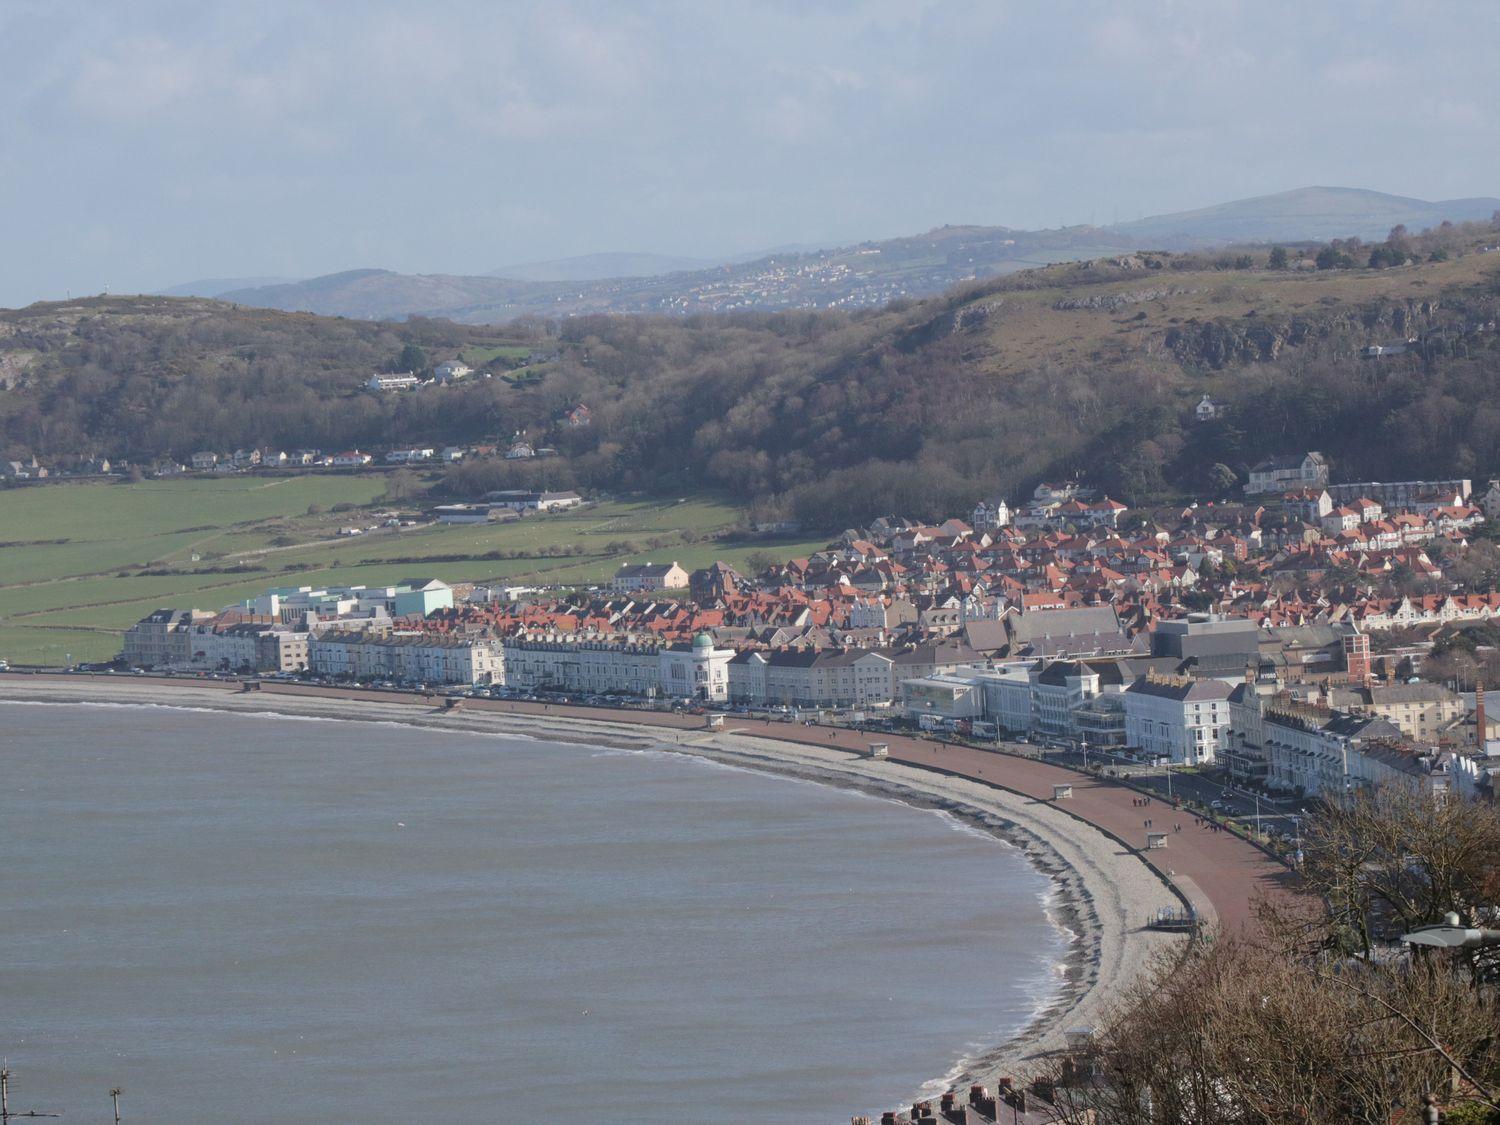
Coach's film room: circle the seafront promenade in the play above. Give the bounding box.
[3,673,1294,934]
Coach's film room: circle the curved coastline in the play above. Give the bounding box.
[0,678,1184,1096]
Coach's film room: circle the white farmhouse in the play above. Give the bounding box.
[367,373,421,392]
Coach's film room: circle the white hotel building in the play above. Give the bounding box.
[1122,674,1232,765]
[502,632,733,701]
[309,632,504,685]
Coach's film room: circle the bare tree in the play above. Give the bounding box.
[1033,793,1500,1123]
[1301,789,1500,967]
[1039,935,1500,1124]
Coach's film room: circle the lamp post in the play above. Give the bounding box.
[1400,912,1500,950]
[1398,920,1500,1123]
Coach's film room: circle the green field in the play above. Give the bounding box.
[0,478,824,665]
[459,343,532,366]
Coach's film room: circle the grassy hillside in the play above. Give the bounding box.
[0,479,822,665]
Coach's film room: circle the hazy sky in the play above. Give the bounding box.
[3,0,1498,306]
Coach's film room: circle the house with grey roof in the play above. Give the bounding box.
[1123,673,1233,765]
[1245,451,1329,495]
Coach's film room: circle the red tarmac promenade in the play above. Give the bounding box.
[11,674,1299,933]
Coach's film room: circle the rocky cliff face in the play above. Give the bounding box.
[1160,295,1485,369]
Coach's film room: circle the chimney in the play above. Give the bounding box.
[1476,681,1486,747]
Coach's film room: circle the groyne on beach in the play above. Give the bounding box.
[0,674,1286,1090]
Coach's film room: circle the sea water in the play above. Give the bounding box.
[0,702,1065,1123]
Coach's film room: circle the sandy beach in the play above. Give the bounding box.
[0,677,1183,1087]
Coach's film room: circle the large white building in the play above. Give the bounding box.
[1234,689,1471,802]
[728,649,899,708]
[943,658,1133,746]
[971,663,1036,734]
[1123,674,1232,765]
[723,643,984,709]
[244,580,453,623]
[1031,660,1107,743]
[1259,699,1401,799]
[122,608,215,668]
[309,631,503,685]
[185,621,309,673]
[123,610,307,673]
[367,373,421,392]
[901,674,983,722]
[502,632,733,701]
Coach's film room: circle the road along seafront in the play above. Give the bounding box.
[0,674,1285,1087]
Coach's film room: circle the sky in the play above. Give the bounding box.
[3,0,1499,307]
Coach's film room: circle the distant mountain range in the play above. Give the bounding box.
[195,187,1500,324]
[486,251,726,281]
[158,275,300,298]
[1113,186,1500,246]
